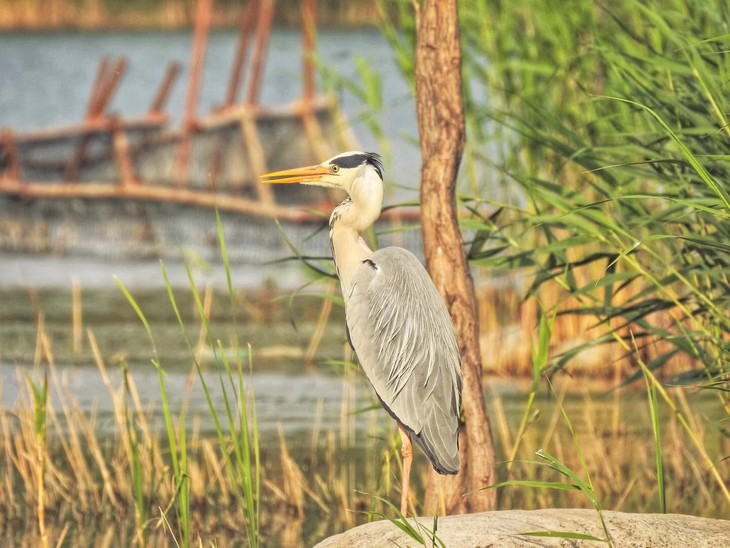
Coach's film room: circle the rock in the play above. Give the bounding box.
[314,509,729,547]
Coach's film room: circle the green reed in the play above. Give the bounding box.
[115,211,262,546]
[117,278,192,546]
[366,495,445,547]
[489,311,610,544]
[379,0,730,365]
[458,0,730,382]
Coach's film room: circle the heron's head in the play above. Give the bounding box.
[260,151,383,193]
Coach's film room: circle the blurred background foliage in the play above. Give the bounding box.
[385,0,730,390]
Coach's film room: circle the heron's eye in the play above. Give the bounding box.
[330,165,340,174]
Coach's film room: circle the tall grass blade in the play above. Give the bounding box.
[365,495,446,548]
[117,276,191,547]
[642,350,666,513]
[156,218,261,546]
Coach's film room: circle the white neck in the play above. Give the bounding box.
[329,166,384,299]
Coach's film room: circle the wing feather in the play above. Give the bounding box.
[345,247,462,474]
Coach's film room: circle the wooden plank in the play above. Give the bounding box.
[0,180,421,224]
[0,179,314,222]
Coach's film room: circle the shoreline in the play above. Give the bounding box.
[0,2,384,32]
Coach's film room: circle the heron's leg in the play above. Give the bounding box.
[398,425,413,516]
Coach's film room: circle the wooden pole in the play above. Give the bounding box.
[209,0,259,189]
[225,0,259,107]
[0,179,313,221]
[0,178,420,224]
[111,118,138,186]
[302,0,317,104]
[149,62,181,118]
[237,0,275,200]
[183,0,212,130]
[299,0,330,160]
[86,56,111,120]
[414,0,498,514]
[176,0,213,186]
[92,57,127,120]
[10,118,165,143]
[245,0,275,107]
[65,56,128,181]
[239,111,274,203]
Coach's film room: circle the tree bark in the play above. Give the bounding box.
[414,0,498,513]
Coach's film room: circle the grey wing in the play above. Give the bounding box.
[345,247,462,474]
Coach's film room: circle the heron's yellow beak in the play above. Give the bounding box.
[259,165,331,184]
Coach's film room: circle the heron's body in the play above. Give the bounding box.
[345,246,461,474]
[262,151,462,513]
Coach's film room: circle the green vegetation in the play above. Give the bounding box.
[461,0,730,384]
[115,213,265,546]
[2,342,725,545]
[385,0,730,398]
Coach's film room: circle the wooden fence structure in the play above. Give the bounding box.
[0,0,362,224]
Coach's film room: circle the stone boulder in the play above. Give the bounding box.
[315,509,729,547]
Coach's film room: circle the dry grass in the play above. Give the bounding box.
[475,270,701,379]
[0,306,395,545]
[491,381,730,517]
[1,310,727,546]
[1,236,725,547]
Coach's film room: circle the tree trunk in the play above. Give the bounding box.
[414,0,498,514]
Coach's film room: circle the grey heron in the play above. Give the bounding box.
[261,151,462,515]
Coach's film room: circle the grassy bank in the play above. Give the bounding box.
[2,224,726,545]
[2,338,727,545]
[1,215,727,545]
